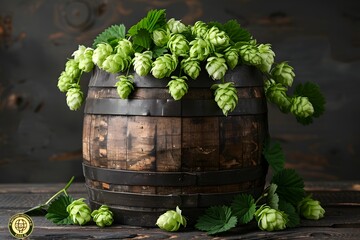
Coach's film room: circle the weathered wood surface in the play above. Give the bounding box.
[0,182,360,239]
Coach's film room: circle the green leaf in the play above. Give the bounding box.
[231,194,256,224]
[278,200,300,228]
[263,139,285,174]
[267,183,279,210]
[152,46,168,58]
[45,195,74,225]
[223,20,251,43]
[24,204,47,216]
[93,24,126,48]
[271,169,305,206]
[128,9,166,36]
[294,82,326,125]
[195,206,237,235]
[131,28,153,52]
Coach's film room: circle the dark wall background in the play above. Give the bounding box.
[0,0,359,183]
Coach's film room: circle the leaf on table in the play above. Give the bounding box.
[45,195,74,225]
[278,199,300,228]
[231,194,256,224]
[267,183,279,210]
[24,204,48,216]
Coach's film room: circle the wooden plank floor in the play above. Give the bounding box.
[0,182,360,239]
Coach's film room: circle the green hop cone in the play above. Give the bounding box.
[167,76,188,100]
[290,96,314,118]
[65,59,81,79]
[189,38,213,61]
[115,38,134,58]
[167,33,190,57]
[92,43,113,68]
[72,45,86,62]
[239,43,262,66]
[206,26,230,49]
[181,58,201,80]
[255,205,288,231]
[191,21,208,38]
[298,196,325,220]
[101,54,131,74]
[206,54,228,80]
[151,54,178,79]
[91,205,114,227]
[77,48,94,72]
[211,82,238,116]
[66,85,84,111]
[257,44,275,73]
[156,206,187,232]
[115,75,134,99]
[167,18,188,34]
[133,51,153,76]
[57,71,75,92]
[153,28,170,47]
[66,198,91,225]
[271,62,295,87]
[265,80,291,113]
[224,46,239,70]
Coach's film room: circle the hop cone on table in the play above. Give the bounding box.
[77,48,94,73]
[290,96,314,118]
[91,205,114,227]
[57,71,75,92]
[92,43,113,68]
[239,43,262,66]
[66,85,84,111]
[156,206,187,232]
[151,54,178,79]
[66,198,91,225]
[72,45,86,62]
[271,62,295,87]
[224,46,239,70]
[115,38,134,58]
[211,82,238,116]
[191,21,208,39]
[153,28,170,47]
[133,51,153,76]
[298,196,325,220]
[168,33,190,57]
[101,54,131,73]
[65,59,81,79]
[167,76,188,100]
[206,26,230,49]
[115,75,134,99]
[257,43,275,73]
[206,54,228,80]
[181,58,201,80]
[189,38,213,61]
[167,18,188,34]
[255,205,288,231]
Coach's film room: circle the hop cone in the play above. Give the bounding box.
[57,71,74,92]
[181,58,201,80]
[66,198,91,225]
[255,205,288,231]
[271,62,295,87]
[211,82,238,116]
[298,196,325,220]
[191,21,208,38]
[239,43,262,66]
[66,85,84,111]
[167,76,188,100]
[257,44,275,73]
[153,28,170,47]
[77,48,94,72]
[115,39,134,58]
[115,75,134,99]
[167,33,189,57]
[189,38,213,61]
[151,54,178,79]
[72,45,86,62]
[265,81,291,112]
[156,206,187,232]
[167,18,188,34]
[206,54,228,80]
[91,205,114,227]
[290,96,314,118]
[206,26,230,49]
[101,54,130,73]
[224,46,239,70]
[133,51,153,76]
[92,43,113,68]
[65,59,81,79]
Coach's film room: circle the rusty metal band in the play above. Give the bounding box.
[83,163,267,187]
[88,66,264,88]
[84,97,266,116]
[85,184,265,208]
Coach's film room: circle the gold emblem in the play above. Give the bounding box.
[8,213,34,239]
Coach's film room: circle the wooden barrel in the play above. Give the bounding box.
[82,65,269,226]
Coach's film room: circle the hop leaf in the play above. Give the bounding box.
[267,183,280,210]
[263,139,285,174]
[156,206,187,232]
[66,86,84,111]
[211,82,238,116]
[115,75,135,99]
[91,205,114,227]
[167,76,188,100]
[45,195,74,225]
[222,19,251,43]
[93,24,126,48]
[66,198,91,225]
[231,194,256,224]
[278,200,300,227]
